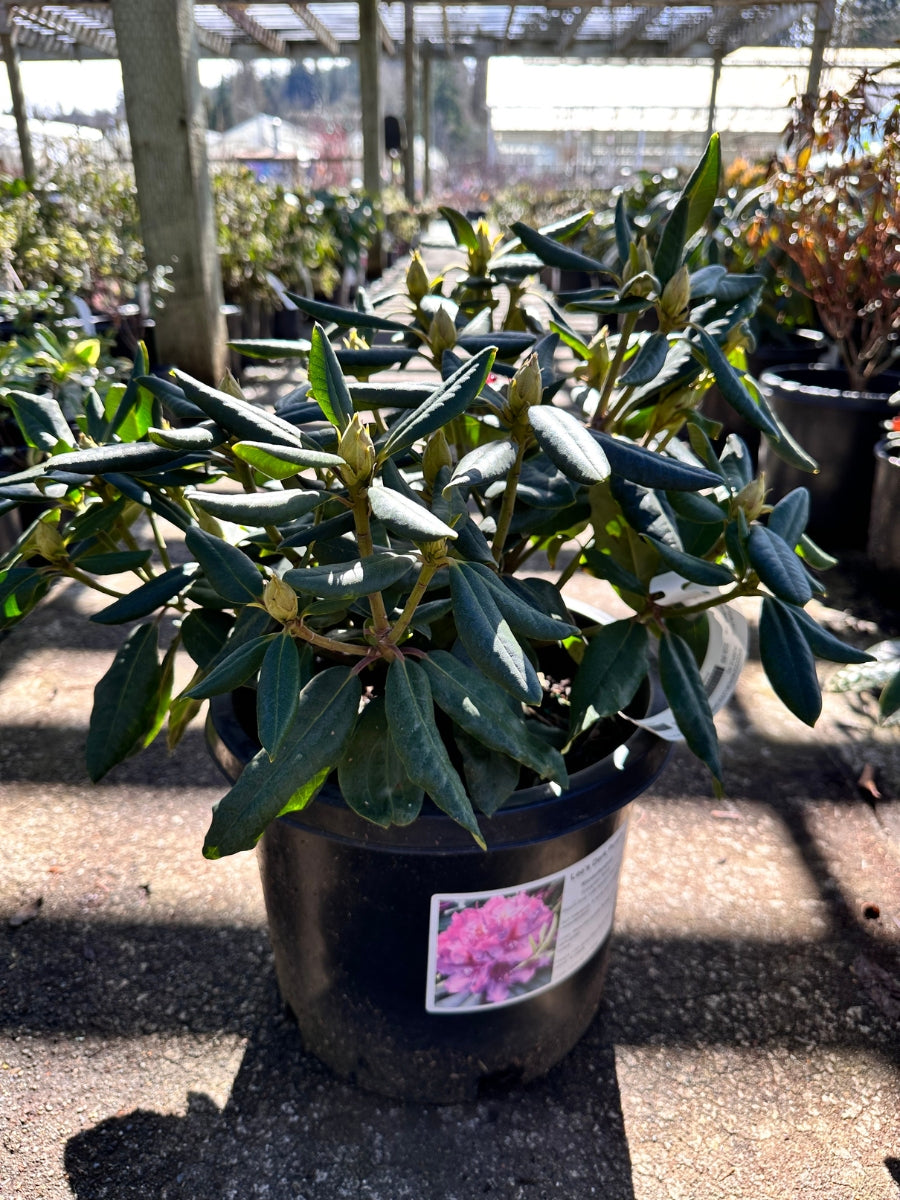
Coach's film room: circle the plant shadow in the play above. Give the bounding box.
[63,1007,636,1200]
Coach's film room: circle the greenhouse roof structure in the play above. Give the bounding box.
[1,1,895,63]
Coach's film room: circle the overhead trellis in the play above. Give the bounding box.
[0,1,894,62]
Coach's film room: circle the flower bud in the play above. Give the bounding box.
[428,305,457,361]
[406,251,430,304]
[660,265,691,324]
[263,575,299,623]
[419,538,449,564]
[507,353,543,417]
[34,522,66,563]
[735,475,767,523]
[473,219,494,274]
[338,413,376,487]
[623,239,655,288]
[422,429,452,488]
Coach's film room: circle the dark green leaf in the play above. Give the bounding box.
[385,657,483,844]
[681,132,721,241]
[287,292,412,333]
[423,649,567,785]
[180,608,234,669]
[336,347,420,371]
[594,431,721,491]
[614,194,631,265]
[448,563,542,703]
[226,338,311,359]
[455,727,521,816]
[203,667,361,858]
[186,487,324,525]
[798,532,837,570]
[569,620,649,736]
[444,439,518,494]
[337,695,423,827]
[149,423,228,451]
[619,333,669,386]
[756,390,820,473]
[650,540,735,586]
[185,528,265,604]
[284,552,416,598]
[772,598,874,665]
[184,635,274,699]
[767,488,810,549]
[6,390,73,451]
[611,478,682,548]
[47,441,184,476]
[438,205,479,251]
[367,483,457,542]
[653,194,690,286]
[509,220,605,274]
[105,473,194,532]
[879,670,900,722]
[659,630,722,784]
[85,623,162,780]
[74,549,152,576]
[257,634,301,758]
[758,598,822,726]
[90,563,198,625]
[467,563,579,640]
[380,346,496,459]
[581,546,645,595]
[231,440,344,479]
[694,329,781,438]
[135,374,205,421]
[529,405,610,484]
[747,525,813,606]
[666,489,728,524]
[169,370,305,447]
[308,324,354,431]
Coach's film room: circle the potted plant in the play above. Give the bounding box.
[0,137,869,1101]
[868,413,900,573]
[745,72,900,547]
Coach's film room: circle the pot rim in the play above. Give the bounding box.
[760,363,900,408]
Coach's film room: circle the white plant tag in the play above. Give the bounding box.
[425,823,629,1013]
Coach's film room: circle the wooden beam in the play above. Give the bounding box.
[667,7,717,55]
[503,5,516,40]
[195,23,231,56]
[217,3,287,56]
[377,8,395,56]
[286,2,339,56]
[558,4,593,54]
[612,6,659,55]
[13,5,117,56]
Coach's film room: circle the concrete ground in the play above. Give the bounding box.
[2,230,900,1199]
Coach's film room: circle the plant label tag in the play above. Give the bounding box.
[425,822,629,1013]
[630,603,749,741]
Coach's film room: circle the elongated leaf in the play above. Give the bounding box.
[614,194,631,264]
[438,205,479,250]
[798,532,837,571]
[47,441,184,476]
[747,525,812,606]
[581,546,645,595]
[423,649,567,785]
[287,292,412,333]
[449,563,542,703]
[281,509,356,548]
[455,726,521,816]
[756,391,819,473]
[90,563,198,625]
[308,324,354,431]
[380,346,496,459]
[612,478,683,549]
[186,487,324,525]
[232,440,344,479]
[879,670,900,722]
[457,333,535,357]
[771,597,873,665]
[666,489,727,525]
[659,630,722,785]
[104,474,193,532]
[6,390,74,451]
[337,695,424,827]
[226,338,311,359]
[135,374,205,421]
[180,608,235,669]
[385,657,482,844]
[467,563,578,640]
[348,381,433,410]
[184,634,274,699]
[85,623,162,780]
[758,598,822,726]
[201,605,273,675]
[284,552,416,598]
[74,549,152,576]
[257,634,301,759]
[367,483,457,543]
[694,329,781,438]
[653,195,690,286]
[509,221,605,274]
[529,405,610,485]
[767,488,810,550]
[185,528,264,604]
[454,515,496,565]
[168,370,305,447]
[619,332,669,387]
[650,540,735,586]
[203,667,361,858]
[569,620,649,735]
[444,439,518,495]
[593,431,720,491]
[336,347,420,371]
[681,133,721,241]
[149,423,228,451]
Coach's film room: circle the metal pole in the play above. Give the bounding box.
[806,0,835,102]
[0,6,35,182]
[358,0,382,198]
[421,49,432,200]
[706,51,723,145]
[403,1,416,204]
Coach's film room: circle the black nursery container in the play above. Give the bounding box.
[208,694,669,1103]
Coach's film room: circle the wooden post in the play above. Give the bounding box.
[358,0,382,198]
[0,5,35,182]
[403,1,416,204]
[806,0,835,102]
[110,0,227,384]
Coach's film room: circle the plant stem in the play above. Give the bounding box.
[147,513,172,571]
[351,488,390,634]
[556,541,590,590]
[491,437,526,563]
[286,619,371,657]
[591,313,638,428]
[264,524,302,567]
[66,566,129,598]
[387,560,438,645]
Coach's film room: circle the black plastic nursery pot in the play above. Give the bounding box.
[868,438,900,574]
[759,364,900,550]
[207,692,670,1103]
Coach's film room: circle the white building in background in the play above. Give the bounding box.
[487,49,900,183]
